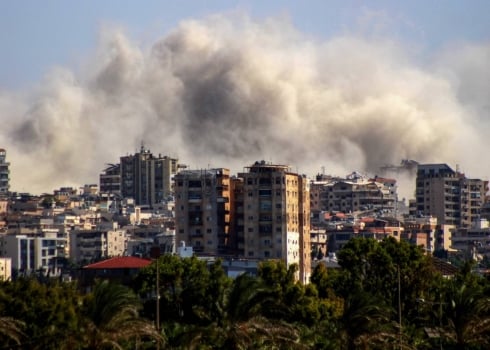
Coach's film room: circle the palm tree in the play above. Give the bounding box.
[221,273,305,349]
[170,273,303,350]
[70,280,163,349]
[338,291,396,350]
[444,281,490,350]
[0,315,24,346]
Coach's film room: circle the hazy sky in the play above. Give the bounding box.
[0,1,489,195]
[1,1,489,88]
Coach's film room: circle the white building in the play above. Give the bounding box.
[0,234,64,275]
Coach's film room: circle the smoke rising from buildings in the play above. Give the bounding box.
[0,14,489,194]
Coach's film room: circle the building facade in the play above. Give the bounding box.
[0,257,11,281]
[311,173,397,216]
[0,234,64,274]
[415,164,488,228]
[69,228,127,264]
[0,149,10,196]
[101,146,179,207]
[174,168,231,255]
[236,161,311,283]
[99,164,121,196]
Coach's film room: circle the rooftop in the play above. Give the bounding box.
[83,256,152,269]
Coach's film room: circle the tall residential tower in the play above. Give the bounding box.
[0,149,10,196]
[174,168,231,255]
[236,161,311,283]
[415,164,488,228]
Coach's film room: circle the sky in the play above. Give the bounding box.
[2,1,489,89]
[0,1,489,195]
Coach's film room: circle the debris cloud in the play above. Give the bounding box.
[1,14,488,194]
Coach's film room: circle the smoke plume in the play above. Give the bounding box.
[1,14,489,194]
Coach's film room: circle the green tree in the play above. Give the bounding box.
[337,291,395,350]
[443,269,490,350]
[207,273,303,350]
[0,278,80,349]
[135,255,214,325]
[0,315,24,346]
[73,280,162,349]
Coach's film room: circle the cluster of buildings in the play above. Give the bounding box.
[0,146,489,283]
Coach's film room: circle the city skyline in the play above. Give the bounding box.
[0,1,489,194]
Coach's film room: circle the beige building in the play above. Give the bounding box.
[415,164,488,228]
[174,168,231,255]
[313,173,397,216]
[69,227,127,264]
[236,161,311,283]
[0,257,11,281]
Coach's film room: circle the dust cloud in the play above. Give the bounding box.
[1,14,488,194]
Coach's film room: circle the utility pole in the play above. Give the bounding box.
[151,246,161,350]
[398,265,402,350]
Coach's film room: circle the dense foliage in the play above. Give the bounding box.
[1,237,489,349]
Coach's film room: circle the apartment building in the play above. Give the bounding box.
[414,164,488,228]
[236,161,311,283]
[326,217,404,252]
[100,146,179,207]
[311,172,397,216]
[69,227,127,264]
[0,233,65,274]
[174,168,231,255]
[0,257,11,281]
[99,164,121,196]
[0,149,9,196]
[120,146,178,207]
[450,218,490,257]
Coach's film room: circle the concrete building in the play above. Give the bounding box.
[0,233,64,275]
[100,146,179,208]
[450,218,490,257]
[69,227,127,264]
[414,164,488,228]
[0,257,11,281]
[120,146,178,207]
[313,173,397,216]
[0,149,9,196]
[327,217,404,252]
[174,168,231,255]
[99,164,121,196]
[236,161,311,283]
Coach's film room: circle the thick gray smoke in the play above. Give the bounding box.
[0,15,489,194]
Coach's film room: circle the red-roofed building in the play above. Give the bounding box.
[80,256,152,289]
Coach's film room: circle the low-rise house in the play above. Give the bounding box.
[80,256,152,289]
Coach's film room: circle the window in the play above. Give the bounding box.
[248,251,254,257]
[259,189,272,197]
